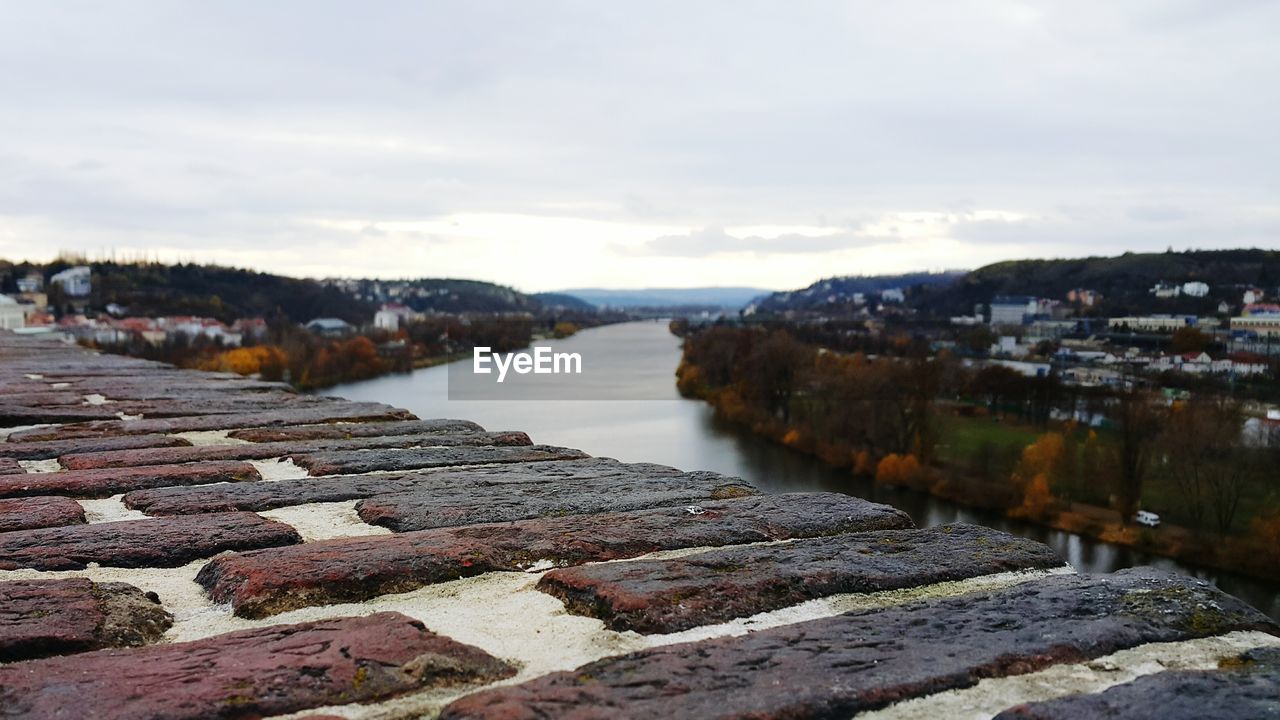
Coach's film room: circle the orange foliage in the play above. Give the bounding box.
[199,345,288,380]
[1011,432,1065,519]
[853,450,874,477]
[875,453,921,486]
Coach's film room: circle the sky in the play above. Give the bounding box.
[0,1,1277,293]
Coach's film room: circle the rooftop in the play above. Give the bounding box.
[0,332,1276,718]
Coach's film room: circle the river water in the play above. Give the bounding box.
[328,320,1280,619]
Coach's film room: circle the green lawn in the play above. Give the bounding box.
[935,414,1043,467]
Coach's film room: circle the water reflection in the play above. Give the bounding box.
[327,320,1280,620]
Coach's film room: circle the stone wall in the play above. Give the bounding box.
[0,333,1276,718]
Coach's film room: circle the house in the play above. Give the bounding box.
[305,318,354,337]
[1231,312,1280,339]
[49,266,92,297]
[1151,282,1180,299]
[990,335,1029,358]
[1066,288,1102,307]
[1243,288,1266,304]
[16,273,42,293]
[0,295,27,330]
[880,288,905,303]
[989,296,1037,326]
[1107,315,1200,333]
[374,309,400,331]
[1182,281,1209,298]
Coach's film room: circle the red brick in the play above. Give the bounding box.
[0,612,515,719]
[440,569,1278,719]
[0,460,261,499]
[538,524,1065,633]
[0,512,301,570]
[7,403,418,441]
[58,433,545,470]
[0,495,86,532]
[226,418,485,441]
[288,444,591,475]
[196,493,911,618]
[0,578,171,661]
[0,433,191,461]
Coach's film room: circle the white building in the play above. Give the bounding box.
[374,309,400,331]
[1182,281,1209,297]
[880,288,905,303]
[989,296,1037,326]
[1244,288,1267,304]
[0,295,26,330]
[49,266,91,297]
[1231,314,1280,339]
[1108,315,1201,333]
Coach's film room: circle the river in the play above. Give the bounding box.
[328,320,1280,619]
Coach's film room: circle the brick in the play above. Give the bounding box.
[58,433,543,470]
[226,418,485,441]
[289,444,591,475]
[0,433,191,461]
[122,457,724,516]
[7,403,418,441]
[0,457,23,474]
[0,512,301,570]
[0,495,86,532]
[0,578,172,662]
[0,461,261,499]
[196,493,911,618]
[0,403,120,426]
[356,471,758,531]
[0,612,515,719]
[994,646,1280,719]
[439,569,1278,720]
[125,473,440,515]
[538,523,1064,633]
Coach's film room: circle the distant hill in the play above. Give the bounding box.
[0,260,375,324]
[754,272,966,313]
[909,249,1280,317]
[557,287,768,309]
[336,277,542,315]
[531,292,595,311]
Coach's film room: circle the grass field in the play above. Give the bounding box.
[935,413,1043,467]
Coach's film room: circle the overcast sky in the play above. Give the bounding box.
[1,2,1276,292]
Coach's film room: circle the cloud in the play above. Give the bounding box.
[634,226,886,257]
[0,1,1275,289]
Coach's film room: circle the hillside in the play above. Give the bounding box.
[558,287,767,309]
[335,277,543,315]
[754,272,965,313]
[910,249,1280,317]
[1,260,374,324]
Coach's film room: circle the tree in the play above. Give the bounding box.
[1160,395,1255,533]
[1110,384,1162,522]
[1170,327,1211,354]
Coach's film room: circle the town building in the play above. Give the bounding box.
[49,266,92,297]
[0,295,27,330]
[1243,288,1267,304]
[1107,315,1205,333]
[15,272,42,293]
[1231,313,1280,339]
[1065,288,1102,307]
[306,317,355,337]
[989,296,1037,326]
[1182,281,1209,297]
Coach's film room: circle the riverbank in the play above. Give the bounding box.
[679,376,1278,583]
